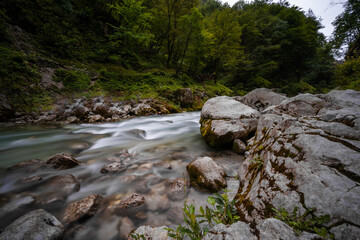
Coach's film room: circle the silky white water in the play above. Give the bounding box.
[0,112,242,239]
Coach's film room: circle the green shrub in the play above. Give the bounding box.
[165,189,239,240]
[273,207,334,239]
[54,68,90,91]
[335,57,360,91]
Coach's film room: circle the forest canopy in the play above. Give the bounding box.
[0,0,359,111]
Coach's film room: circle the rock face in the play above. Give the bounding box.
[0,209,64,240]
[203,221,257,240]
[200,96,261,147]
[187,157,227,192]
[46,153,82,169]
[231,89,360,239]
[63,194,103,225]
[239,88,288,112]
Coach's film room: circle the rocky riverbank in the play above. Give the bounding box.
[0,96,179,125]
[130,88,360,239]
[0,88,359,240]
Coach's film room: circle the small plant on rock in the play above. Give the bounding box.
[273,206,334,239]
[166,189,240,240]
[250,155,264,169]
[202,189,240,226]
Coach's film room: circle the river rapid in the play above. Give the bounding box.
[0,112,243,239]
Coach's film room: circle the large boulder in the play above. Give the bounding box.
[186,157,227,192]
[239,88,288,112]
[200,96,260,147]
[235,89,360,239]
[62,194,103,226]
[0,209,64,240]
[263,93,325,117]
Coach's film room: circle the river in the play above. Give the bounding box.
[0,112,243,239]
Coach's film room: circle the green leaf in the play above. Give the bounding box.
[207,196,216,205]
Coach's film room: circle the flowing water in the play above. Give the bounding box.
[0,112,243,239]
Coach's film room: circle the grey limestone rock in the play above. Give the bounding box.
[0,209,64,240]
[203,221,257,240]
[239,88,288,112]
[200,96,260,147]
[235,89,360,239]
[187,157,227,192]
[128,225,170,240]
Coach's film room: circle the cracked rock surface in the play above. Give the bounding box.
[233,89,360,239]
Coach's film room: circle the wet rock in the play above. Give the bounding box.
[35,192,66,208]
[115,149,132,159]
[6,159,44,172]
[239,88,288,112]
[68,102,90,120]
[43,174,80,196]
[133,103,157,116]
[0,209,64,240]
[63,225,88,239]
[232,139,246,154]
[166,206,183,224]
[46,153,82,170]
[66,116,79,124]
[127,129,146,138]
[101,162,126,174]
[87,114,104,123]
[0,196,35,228]
[63,194,103,225]
[200,96,260,147]
[203,221,256,240]
[93,101,110,117]
[146,194,170,212]
[129,225,170,240]
[119,217,135,239]
[135,211,147,221]
[187,157,227,192]
[21,175,42,183]
[70,143,89,153]
[112,193,146,216]
[167,178,190,201]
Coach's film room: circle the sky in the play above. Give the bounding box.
[220,0,345,38]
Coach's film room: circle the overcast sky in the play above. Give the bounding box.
[220,0,345,38]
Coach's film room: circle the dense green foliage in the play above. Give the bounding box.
[0,0,358,112]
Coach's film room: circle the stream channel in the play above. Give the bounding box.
[0,112,243,239]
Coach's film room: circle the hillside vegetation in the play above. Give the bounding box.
[0,0,358,113]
